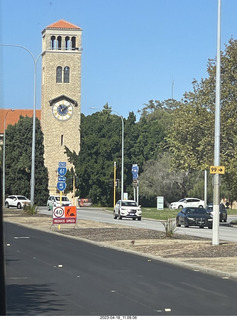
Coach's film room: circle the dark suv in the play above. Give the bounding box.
[206,203,227,222]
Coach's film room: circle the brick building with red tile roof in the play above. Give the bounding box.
[0,109,41,145]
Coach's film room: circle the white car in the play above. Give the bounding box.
[114,200,142,220]
[5,195,31,209]
[47,195,71,210]
[169,198,204,209]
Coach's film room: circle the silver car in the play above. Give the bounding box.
[114,200,142,220]
[47,195,71,210]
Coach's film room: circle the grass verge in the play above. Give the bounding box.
[105,207,237,220]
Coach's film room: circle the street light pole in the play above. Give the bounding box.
[90,107,124,200]
[2,109,14,203]
[114,161,116,207]
[113,110,124,200]
[0,44,43,206]
[121,117,124,200]
[212,0,221,246]
[30,51,43,206]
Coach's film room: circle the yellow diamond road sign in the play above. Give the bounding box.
[210,166,225,174]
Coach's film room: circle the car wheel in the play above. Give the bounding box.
[208,226,212,229]
[5,202,9,208]
[176,218,181,227]
[138,217,141,221]
[178,205,183,209]
[118,210,122,220]
[17,203,22,209]
[113,212,117,219]
[184,218,189,228]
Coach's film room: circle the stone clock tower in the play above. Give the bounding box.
[41,20,82,194]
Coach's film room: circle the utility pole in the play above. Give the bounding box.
[114,162,116,207]
[212,0,221,245]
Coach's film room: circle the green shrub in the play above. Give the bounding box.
[160,218,176,237]
[23,204,39,215]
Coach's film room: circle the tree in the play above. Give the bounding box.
[139,153,212,206]
[66,107,122,206]
[136,99,176,160]
[2,116,49,205]
[166,96,213,171]
[65,101,173,206]
[64,99,177,206]
[166,38,237,203]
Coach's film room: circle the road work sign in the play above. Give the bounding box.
[53,206,77,224]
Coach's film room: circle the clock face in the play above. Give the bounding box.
[52,100,73,121]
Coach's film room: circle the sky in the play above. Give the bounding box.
[1,0,237,120]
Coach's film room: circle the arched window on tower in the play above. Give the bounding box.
[56,66,62,83]
[51,36,56,50]
[65,36,70,50]
[72,37,76,50]
[57,36,62,50]
[64,66,70,83]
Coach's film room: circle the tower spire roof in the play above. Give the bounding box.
[46,19,81,30]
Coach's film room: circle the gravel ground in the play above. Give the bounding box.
[3,210,237,279]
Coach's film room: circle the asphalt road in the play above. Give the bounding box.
[39,206,237,242]
[4,222,237,316]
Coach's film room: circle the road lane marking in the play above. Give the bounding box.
[8,277,29,280]
[14,236,30,239]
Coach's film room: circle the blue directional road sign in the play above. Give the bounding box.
[57,182,67,192]
[58,176,66,182]
[58,162,66,167]
[58,167,67,176]
[132,164,139,180]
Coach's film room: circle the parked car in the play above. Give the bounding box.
[169,198,205,209]
[114,200,142,220]
[78,198,92,207]
[47,195,71,210]
[176,207,213,229]
[5,195,31,209]
[206,203,227,222]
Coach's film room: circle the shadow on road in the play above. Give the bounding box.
[6,283,65,315]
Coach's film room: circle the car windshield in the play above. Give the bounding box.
[122,201,137,207]
[55,197,69,201]
[186,208,207,214]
